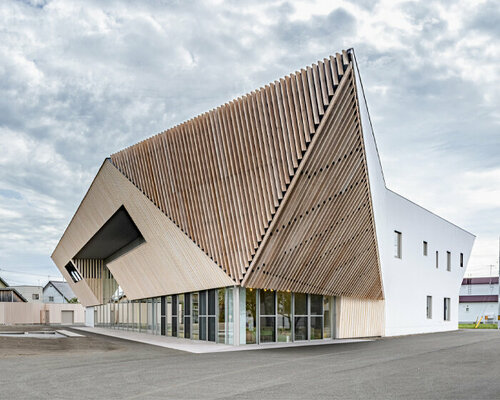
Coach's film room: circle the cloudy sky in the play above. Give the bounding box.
[0,0,498,286]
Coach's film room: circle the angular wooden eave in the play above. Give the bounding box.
[51,160,235,307]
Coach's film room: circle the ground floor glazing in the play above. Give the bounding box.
[94,287,336,345]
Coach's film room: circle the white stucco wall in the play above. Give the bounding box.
[380,192,474,335]
[353,51,475,337]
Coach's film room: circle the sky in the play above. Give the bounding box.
[0,0,498,286]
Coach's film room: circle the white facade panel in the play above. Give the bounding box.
[380,192,474,335]
[354,53,475,337]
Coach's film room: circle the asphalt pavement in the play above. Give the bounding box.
[0,327,499,399]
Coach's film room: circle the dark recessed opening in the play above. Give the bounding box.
[74,205,145,262]
[65,261,82,283]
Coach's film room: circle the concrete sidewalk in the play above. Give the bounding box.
[72,326,372,353]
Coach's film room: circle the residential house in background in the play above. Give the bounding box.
[10,285,43,303]
[0,276,27,302]
[459,277,499,324]
[43,281,77,303]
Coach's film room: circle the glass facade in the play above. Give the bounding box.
[245,288,257,344]
[294,292,308,341]
[94,287,335,345]
[259,290,276,343]
[277,291,292,342]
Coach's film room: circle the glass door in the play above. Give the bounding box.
[259,290,276,343]
[294,293,308,341]
[207,289,216,342]
[192,293,199,340]
[277,291,292,342]
[310,295,323,340]
[199,291,207,340]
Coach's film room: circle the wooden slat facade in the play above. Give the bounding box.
[243,65,383,300]
[51,161,235,306]
[53,49,384,308]
[72,259,118,305]
[110,53,353,283]
[336,296,385,338]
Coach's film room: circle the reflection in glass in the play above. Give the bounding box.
[166,296,172,336]
[178,294,184,338]
[208,316,216,342]
[294,293,307,315]
[294,293,308,341]
[225,287,234,345]
[218,289,225,343]
[140,300,147,332]
[184,293,191,339]
[172,295,178,337]
[310,316,323,339]
[260,290,275,315]
[147,298,153,333]
[310,295,322,315]
[245,288,257,344]
[199,291,207,340]
[260,316,276,342]
[294,316,308,340]
[208,290,216,342]
[277,291,292,342]
[192,293,199,340]
[260,290,276,343]
[323,296,332,339]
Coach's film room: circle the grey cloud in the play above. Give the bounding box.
[467,0,500,37]
[0,0,498,282]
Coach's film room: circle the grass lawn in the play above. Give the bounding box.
[459,323,498,329]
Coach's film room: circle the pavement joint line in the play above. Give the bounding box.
[56,329,86,338]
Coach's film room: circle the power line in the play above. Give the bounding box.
[0,267,61,278]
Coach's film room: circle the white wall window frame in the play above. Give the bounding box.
[444,297,451,321]
[426,296,432,319]
[394,231,402,259]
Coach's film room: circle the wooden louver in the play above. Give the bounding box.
[111,51,354,283]
[243,65,383,299]
[110,50,382,300]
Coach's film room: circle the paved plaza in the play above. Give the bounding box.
[0,327,499,399]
